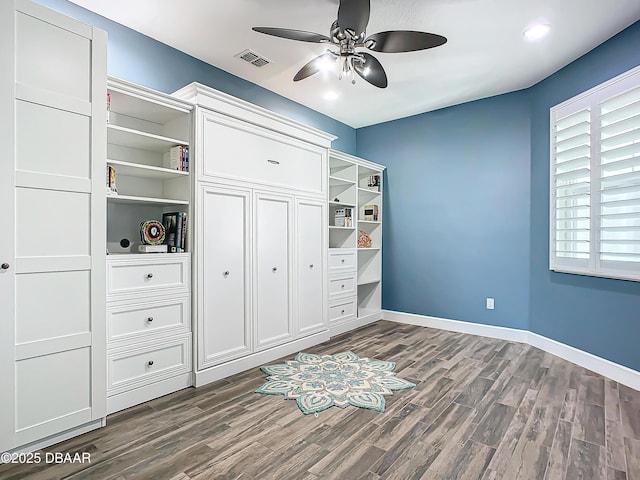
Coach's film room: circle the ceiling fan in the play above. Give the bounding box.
[252,0,447,89]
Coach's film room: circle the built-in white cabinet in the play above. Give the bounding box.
[198,184,252,369]
[254,192,294,350]
[173,83,334,386]
[104,79,194,414]
[327,150,385,335]
[296,199,327,336]
[0,0,107,452]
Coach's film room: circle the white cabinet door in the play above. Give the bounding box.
[254,192,293,350]
[199,185,252,369]
[0,0,106,452]
[296,199,327,336]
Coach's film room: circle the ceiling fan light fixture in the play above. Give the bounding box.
[524,24,551,41]
[324,91,339,101]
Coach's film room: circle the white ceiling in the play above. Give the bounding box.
[71,0,640,128]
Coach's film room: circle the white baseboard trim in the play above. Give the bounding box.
[383,310,529,343]
[107,373,193,414]
[383,310,640,391]
[329,311,382,337]
[527,332,640,391]
[194,330,331,388]
[8,418,105,455]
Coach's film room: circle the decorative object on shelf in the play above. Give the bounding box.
[106,238,132,255]
[334,207,353,227]
[358,229,372,248]
[333,197,340,202]
[138,244,168,253]
[363,204,378,221]
[367,174,381,191]
[139,220,165,245]
[255,351,416,415]
[106,165,117,195]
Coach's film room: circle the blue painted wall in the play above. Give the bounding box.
[357,21,640,371]
[528,21,640,371]
[36,0,356,154]
[357,92,532,330]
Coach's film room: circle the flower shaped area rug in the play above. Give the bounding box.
[255,351,416,415]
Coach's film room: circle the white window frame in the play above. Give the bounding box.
[550,64,640,282]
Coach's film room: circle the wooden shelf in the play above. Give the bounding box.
[357,278,381,286]
[329,226,356,230]
[329,201,356,207]
[107,124,188,152]
[358,187,381,195]
[106,194,189,206]
[329,176,357,186]
[358,247,381,252]
[358,220,381,225]
[107,159,188,180]
[108,88,191,125]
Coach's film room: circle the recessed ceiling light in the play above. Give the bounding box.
[524,24,551,40]
[324,91,339,101]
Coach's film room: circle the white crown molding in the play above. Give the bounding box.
[383,310,640,391]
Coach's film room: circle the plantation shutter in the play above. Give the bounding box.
[599,82,640,276]
[550,65,640,281]
[551,105,592,273]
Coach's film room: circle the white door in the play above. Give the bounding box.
[0,0,106,451]
[254,192,293,350]
[199,185,252,369]
[296,199,327,336]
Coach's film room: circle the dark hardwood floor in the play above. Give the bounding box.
[2,320,639,480]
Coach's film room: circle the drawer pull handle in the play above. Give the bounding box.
[147,360,154,366]
[147,317,154,322]
[223,271,230,277]
[341,284,345,289]
[146,273,154,279]
[1,263,9,270]
[309,264,314,269]
[272,267,278,273]
[341,259,345,263]
[267,159,280,165]
[341,309,345,314]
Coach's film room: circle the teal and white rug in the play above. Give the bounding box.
[255,351,416,415]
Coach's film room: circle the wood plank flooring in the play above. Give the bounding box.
[2,320,639,480]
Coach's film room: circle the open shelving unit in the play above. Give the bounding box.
[106,77,193,253]
[327,150,385,334]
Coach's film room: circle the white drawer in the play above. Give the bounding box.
[328,249,357,273]
[107,254,190,298]
[107,296,190,345]
[328,273,357,300]
[201,111,326,194]
[107,334,192,395]
[329,297,357,324]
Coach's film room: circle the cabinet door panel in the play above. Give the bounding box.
[199,186,251,369]
[296,199,327,336]
[255,193,292,349]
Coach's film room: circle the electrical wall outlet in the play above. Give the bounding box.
[486,297,495,310]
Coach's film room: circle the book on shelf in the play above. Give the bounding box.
[162,211,188,252]
[164,145,189,172]
[106,165,117,195]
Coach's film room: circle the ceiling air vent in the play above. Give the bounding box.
[236,49,271,68]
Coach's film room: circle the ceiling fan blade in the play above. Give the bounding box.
[366,31,447,53]
[294,52,336,82]
[354,52,387,88]
[252,27,331,44]
[337,0,370,36]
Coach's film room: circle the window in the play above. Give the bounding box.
[550,65,640,281]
